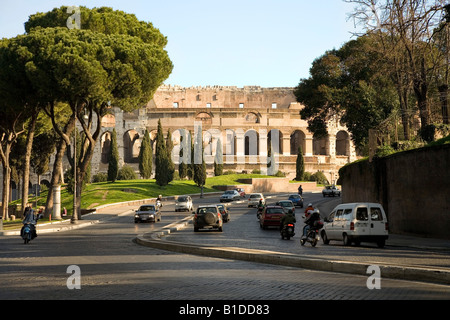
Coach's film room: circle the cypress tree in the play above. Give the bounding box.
[107,128,119,182]
[295,146,305,181]
[165,128,175,182]
[178,133,187,179]
[155,119,171,186]
[138,129,153,179]
[193,126,206,187]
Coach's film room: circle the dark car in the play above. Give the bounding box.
[194,205,223,232]
[134,205,161,223]
[215,203,230,222]
[288,194,303,207]
[259,205,285,229]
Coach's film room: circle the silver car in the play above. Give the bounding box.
[248,193,265,207]
[134,205,161,223]
[175,195,193,212]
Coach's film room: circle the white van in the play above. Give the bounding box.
[322,203,389,248]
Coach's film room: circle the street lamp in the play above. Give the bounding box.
[71,108,78,224]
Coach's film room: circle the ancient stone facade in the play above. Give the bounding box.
[95,85,357,182]
[3,85,358,202]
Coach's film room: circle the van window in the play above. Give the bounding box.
[370,207,383,221]
[356,207,368,221]
[342,209,352,221]
[328,211,335,222]
[335,209,343,220]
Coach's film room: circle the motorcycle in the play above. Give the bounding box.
[21,224,36,244]
[21,213,43,244]
[300,221,323,247]
[280,223,295,240]
[256,206,264,220]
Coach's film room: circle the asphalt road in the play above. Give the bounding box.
[1,192,449,303]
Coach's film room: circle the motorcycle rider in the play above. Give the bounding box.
[304,203,314,217]
[21,205,38,239]
[280,210,296,231]
[298,185,303,196]
[302,209,321,239]
[156,195,163,207]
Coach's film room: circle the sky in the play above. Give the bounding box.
[0,0,360,88]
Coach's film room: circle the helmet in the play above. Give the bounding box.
[308,203,313,207]
[159,195,162,198]
[313,209,320,214]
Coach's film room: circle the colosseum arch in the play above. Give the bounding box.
[290,130,306,155]
[244,129,259,156]
[336,130,350,156]
[123,130,141,163]
[268,129,283,154]
[313,133,329,156]
[244,112,260,124]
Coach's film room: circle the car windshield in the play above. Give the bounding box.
[197,207,217,214]
[224,191,234,194]
[250,194,261,198]
[177,196,188,202]
[289,195,300,199]
[266,208,284,214]
[279,202,293,207]
[139,205,155,211]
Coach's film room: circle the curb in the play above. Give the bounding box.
[136,222,450,286]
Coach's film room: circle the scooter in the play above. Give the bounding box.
[21,213,42,244]
[300,221,323,247]
[281,223,295,240]
[21,223,35,244]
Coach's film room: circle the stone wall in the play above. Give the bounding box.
[338,144,450,239]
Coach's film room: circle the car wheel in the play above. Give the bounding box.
[343,234,351,246]
[322,231,330,245]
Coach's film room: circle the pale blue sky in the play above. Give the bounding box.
[0,0,359,88]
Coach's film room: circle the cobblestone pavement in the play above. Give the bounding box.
[1,204,449,302]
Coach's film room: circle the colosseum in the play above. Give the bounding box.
[95,84,358,182]
[4,84,359,202]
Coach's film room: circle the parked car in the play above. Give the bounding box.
[248,193,265,207]
[234,187,246,198]
[322,185,341,197]
[276,200,295,214]
[220,190,241,202]
[288,194,303,207]
[193,205,223,232]
[215,203,230,222]
[175,195,193,212]
[134,205,161,223]
[321,203,389,248]
[259,205,285,229]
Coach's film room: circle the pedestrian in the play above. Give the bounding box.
[298,185,303,196]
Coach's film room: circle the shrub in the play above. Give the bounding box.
[92,172,108,183]
[117,165,137,180]
[311,171,329,185]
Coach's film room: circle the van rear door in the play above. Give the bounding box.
[369,205,388,236]
[354,206,371,238]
